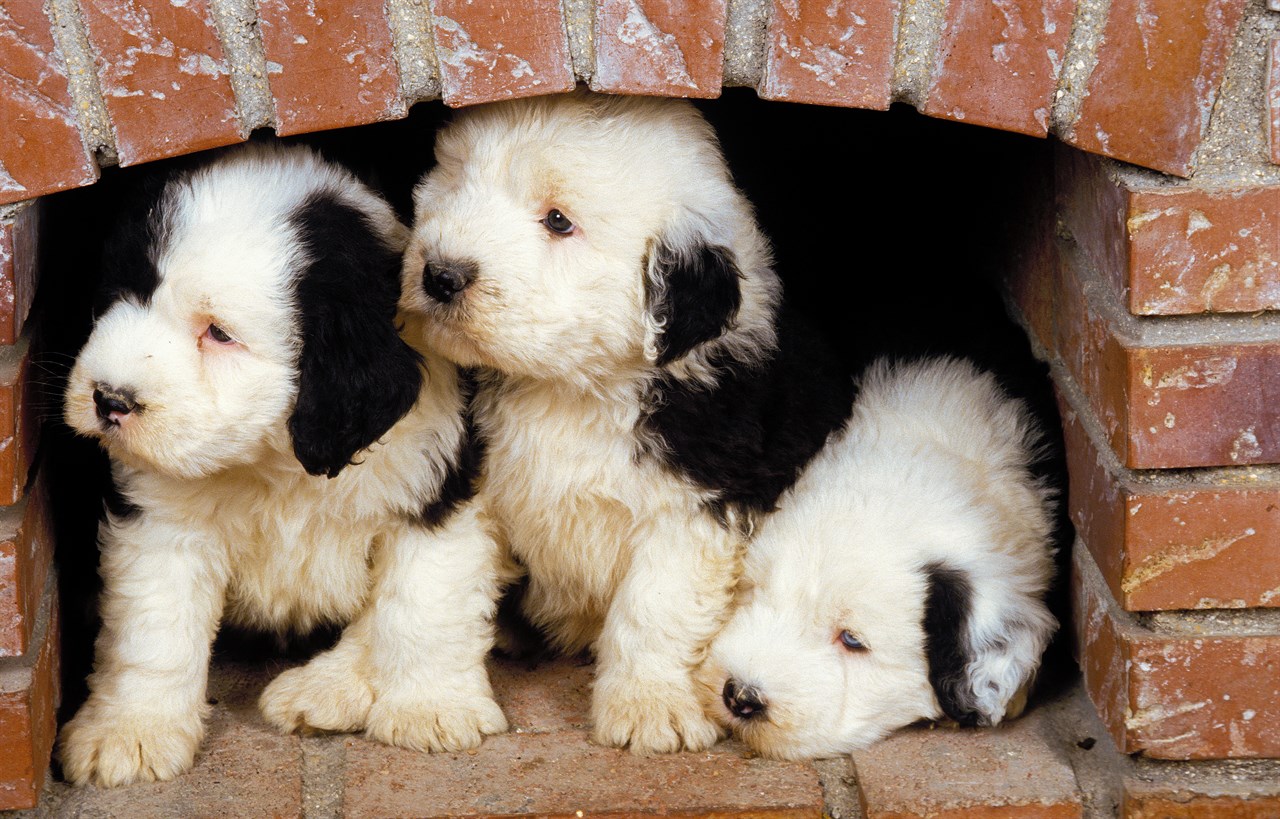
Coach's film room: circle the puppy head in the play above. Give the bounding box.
[402,91,779,383]
[65,143,420,480]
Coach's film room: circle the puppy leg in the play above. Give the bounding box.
[591,515,737,754]
[60,519,227,787]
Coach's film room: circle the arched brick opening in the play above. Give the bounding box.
[1,0,1279,812]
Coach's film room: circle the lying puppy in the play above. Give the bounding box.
[400,92,854,753]
[702,357,1058,759]
[60,143,506,787]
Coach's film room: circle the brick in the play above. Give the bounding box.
[1270,36,1279,166]
[1125,787,1280,818]
[593,0,725,99]
[257,0,406,136]
[0,571,57,811]
[429,0,574,108]
[850,713,1083,818]
[1066,0,1246,177]
[489,655,592,733]
[0,2,98,205]
[0,201,39,346]
[1074,544,1280,760]
[0,336,37,507]
[758,0,896,110]
[923,0,1075,137]
[79,0,244,166]
[0,480,53,658]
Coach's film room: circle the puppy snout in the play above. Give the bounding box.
[723,679,767,720]
[93,386,139,425]
[421,259,477,304]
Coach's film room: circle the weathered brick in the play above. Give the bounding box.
[0,480,52,659]
[850,712,1083,818]
[429,0,574,108]
[593,0,725,99]
[0,571,57,811]
[79,0,244,166]
[0,202,39,347]
[1125,787,1280,818]
[1066,0,1246,177]
[759,0,896,110]
[0,337,36,507]
[0,2,98,205]
[923,0,1075,137]
[1075,544,1280,760]
[489,655,591,733]
[1270,35,1280,166]
[257,0,405,135]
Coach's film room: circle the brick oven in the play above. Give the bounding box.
[1,0,1278,814]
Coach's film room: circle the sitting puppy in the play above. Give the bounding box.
[701,357,1058,760]
[400,92,854,753]
[60,143,506,787]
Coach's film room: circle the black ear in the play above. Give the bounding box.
[645,237,743,366]
[288,193,423,478]
[922,562,982,727]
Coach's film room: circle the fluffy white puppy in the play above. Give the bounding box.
[701,357,1058,760]
[60,143,506,787]
[401,92,855,753]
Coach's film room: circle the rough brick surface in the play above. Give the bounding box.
[759,0,895,110]
[0,337,36,508]
[489,655,592,732]
[0,202,39,347]
[0,575,57,811]
[1124,788,1280,818]
[429,0,574,108]
[0,482,53,658]
[1270,35,1280,166]
[0,2,98,206]
[257,0,406,135]
[923,0,1075,136]
[1066,0,1246,177]
[1074,544,1280,760]
[79,0,243,166]
[593,0,725,99]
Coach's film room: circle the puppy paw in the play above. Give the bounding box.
[260,659,374,735]
[365,691,508,752]
[60,702,203,787]
[591,683,724,754]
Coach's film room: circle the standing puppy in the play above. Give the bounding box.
[401,92,853,753]
[61,144,506,787]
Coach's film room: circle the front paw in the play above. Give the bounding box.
[591,678,724,754]
[60,700,204,787]
[365,689,508,752]
[260,657,374,735]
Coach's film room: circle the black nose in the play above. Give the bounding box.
[93,387,138,425]
[723,679,767,720]
[421,259,477,303]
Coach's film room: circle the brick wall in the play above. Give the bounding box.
[1,0,1279,810]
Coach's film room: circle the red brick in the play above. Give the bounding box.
[923,0,1075,137]
[850,714,1082,818]
[257,0,405,136]
[1124,790,1280,818]
[0,480,52,658]
[1270,36,1279,167]
[1066,0,1246,177]
[79,0,244,166]
[0,572,57,811]
[758,0,895,110]
[429,0,574,108]
[593,0,725,98]
[489,655,592,733]
[1074,544,1280,760]
[0,201,39,346]
[0,336,36,507]
[0,2,98,205]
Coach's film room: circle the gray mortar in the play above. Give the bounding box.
[300,736,346,818]
[209,0,276,132]
[891,0,945,109]
[1050,0,1111,141]
[45,0,117,167]
[723,0,769,89]
[562,0,596,87]
[387,0,442,104]
[815,756,864,819]
[0,200,34,221]
[1142,606,1280,634]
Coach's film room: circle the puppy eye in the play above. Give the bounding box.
[838,630,867,652]
[203,324,235,345]
[542,209,575,235]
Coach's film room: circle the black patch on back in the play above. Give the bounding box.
[640,307,854,517]
[647,241,743,366]
[287,193,423,478]
[923,562,980,726]
[419,370,486,528]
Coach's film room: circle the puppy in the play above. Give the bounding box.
[702,357,1058,760]
[400,92,854,753]
[60,143,506,787]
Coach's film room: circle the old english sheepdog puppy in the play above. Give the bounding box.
[60,143,506,787]
[400,92,854,753]
[702,357,1058,760]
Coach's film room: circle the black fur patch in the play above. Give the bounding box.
[93,176,171,316]
[103,472,141,521]
[419,370,486,528]
[923,562,980,726]
[287,193,423,478]
[647,241,743,366]
[640,307,853,517]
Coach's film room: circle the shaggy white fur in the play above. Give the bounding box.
[60,144,507,787]
[701,357,1058,760]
